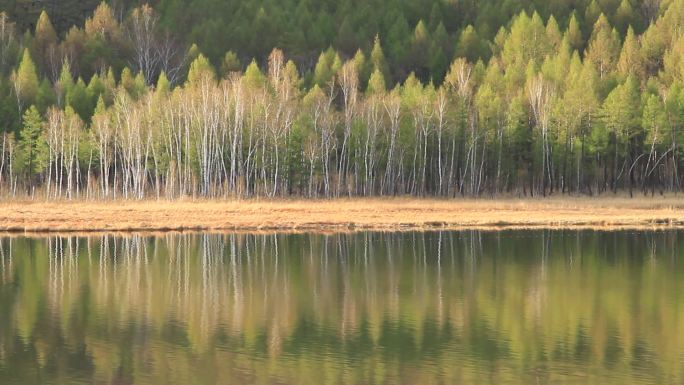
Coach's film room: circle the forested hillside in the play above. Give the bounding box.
[0,0,666,80]
[0,0,683,198]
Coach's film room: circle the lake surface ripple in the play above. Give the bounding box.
[0,230,681,384]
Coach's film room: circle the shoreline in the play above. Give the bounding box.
[3,197,684,235]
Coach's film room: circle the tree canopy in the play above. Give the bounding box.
[0,1,683,198]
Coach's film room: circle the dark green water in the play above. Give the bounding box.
[0,231,682,384]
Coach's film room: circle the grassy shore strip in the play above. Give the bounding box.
[2,198,684,234]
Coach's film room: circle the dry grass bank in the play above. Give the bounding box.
[2,197,684,234]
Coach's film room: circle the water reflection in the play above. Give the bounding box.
[0,231,682,384]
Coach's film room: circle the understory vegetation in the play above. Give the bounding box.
[1,1,684,198]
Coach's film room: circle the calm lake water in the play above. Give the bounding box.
[0,231,683,384]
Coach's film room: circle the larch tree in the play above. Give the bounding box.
[565,13,584,51]
[12,49,39,112]
[617,26,645,80]
[1,1,684,199]
[370,35,390,83]
[33,11,58,80]
[599,76,641,192]
[16,105,47,193]
[585,14,621,80]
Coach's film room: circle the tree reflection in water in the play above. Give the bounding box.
[0,230,681,385]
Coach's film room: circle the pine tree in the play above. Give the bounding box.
[640,24,667,78]
[313,49,340,87]
[501,12,549,71]
[370,35,390,82]
[352,49,370,88]
[87,74,105,103]
[83,2,125,76]
[16,105,48,186]
[156,71,170,96]
[456,25,488,63]
[12,49,39,110]
[336,15,357,54]
[546,16,563,53]
[408,20,430,79]
[367,69,386,95]
[386,14,410,73]
[617,26,644,80]
[34,11,57,48]
[614,0,637,35]
[187,54,215,84]
[565,13,584,51]
[599,76,641,184]
[56,62,74,107]
[663,35,684,85]
[220,51,241,77]
[585,0,602,29]
[33,10,58,76]
[428,41,448,84]
[68,78,92,122]
[36,79,55,113]
[585,14,620,79]
[244,59,266,88]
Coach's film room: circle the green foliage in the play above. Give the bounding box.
[0,78,20,133]
[370,36,390,81]
[1,0,684,196]
[642,92,668,146]
[617,27,643,80]
[387,14,410,72]
[156,72,170,96]
[13,48,39,108]
[566,13,584,51]
[2,0,667,82]
[586,14,621,79]
[33,10,57,75]
[614,0,638,34]
[15,105,47,177]
[352,49,369,87]
[87,74,105,104]
[36,79,55,113]
[120,67,147,99]
[34,11,57,49]
[56,62,74,106]
[501,12,550,72]
[220,51,241,77]
[456,25,489,63]
[187,54,215,84]
[313,48,340,87]
[408,20,430,78]
[243,59,266,88]
[367,69,386,95]
[598,76,641,153]
[505,94,533,167]
[68,78,92,122]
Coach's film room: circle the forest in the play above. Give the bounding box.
[0,0,683,198]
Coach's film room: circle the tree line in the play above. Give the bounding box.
[1,1,684,198]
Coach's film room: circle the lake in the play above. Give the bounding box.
[0,230,682,384]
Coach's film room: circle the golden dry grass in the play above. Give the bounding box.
[2,196,684,234]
